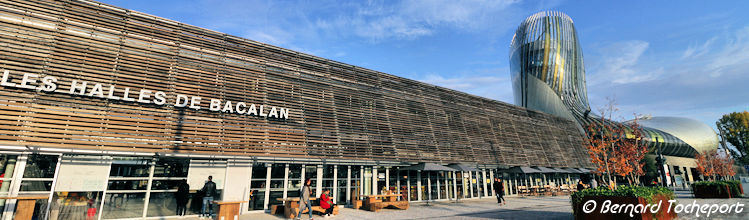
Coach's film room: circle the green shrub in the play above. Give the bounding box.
[571,186,674,205]
[692,180,743,198]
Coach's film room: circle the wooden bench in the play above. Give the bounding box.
[277,197,340,218]
[368,201,409,212]
[310,205,340,215]
[352,199,363,209]
[270,204,283,215]
[287,205,340,218]
[362,194,408,212]
[277,197,316,219]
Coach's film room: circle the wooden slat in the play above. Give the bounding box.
[0,0,591,168]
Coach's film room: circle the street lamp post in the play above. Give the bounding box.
[654,137,668,187]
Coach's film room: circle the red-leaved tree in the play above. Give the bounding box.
[696,149,736,180]
[619,115,649,185]
[584,99,650,187]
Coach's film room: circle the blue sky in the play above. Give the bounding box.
[100,0,748,129]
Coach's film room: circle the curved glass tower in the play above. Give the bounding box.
[510,11,590,124]
[509,11,717,158]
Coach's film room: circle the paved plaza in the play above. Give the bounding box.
[177,193,749,220]
[187,196,574,220]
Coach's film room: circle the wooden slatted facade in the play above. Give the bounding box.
[0,0,591,168]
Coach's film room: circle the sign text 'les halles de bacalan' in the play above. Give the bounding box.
[0,70,290,119]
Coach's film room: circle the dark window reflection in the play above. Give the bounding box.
[108,180,148,191]
[153,158,189,177]
[24,154,58,178]
[110,158,150,177]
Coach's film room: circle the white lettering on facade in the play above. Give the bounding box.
[189,96,201,110]
[138,89,152,104]
[175,94,189,107]
[0,70,290,119]
[40,76,57,92]
[1,70,16,87]
[248,104,257,116]
[19,73,38,89]
[210,99,221,111]
[89,83,104,98]
[69,80,87,95]
[153,91,166,105]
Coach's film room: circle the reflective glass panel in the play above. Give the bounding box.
[248,163,267,211]
[23,154,58,178]
[50,192,101,220]
[102,192,146,219]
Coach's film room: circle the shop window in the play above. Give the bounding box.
[49,192,101,220]
[322,165,334,198]
[103,157,150,219]
[153,158,189,177]
[268,164,286,207]
[147,158,189,217]
[0,154,18,219]
[398,170,408,201]
[21,154,59,193]
[349,165,361,201]
[305,165,317,188]
[286,164,302,199]
[102,192,146,219]
[388,168,398,193]
[336,166,347,203]
[438,172,447,199]
[50,155,110,220]
[420,172,428,200]
[248,163,267,211]
[109,157,150,177]
[408,171,418,201]
[376,167,386,194]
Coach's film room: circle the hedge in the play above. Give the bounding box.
[571,185,674,205]
[692,180,743,198]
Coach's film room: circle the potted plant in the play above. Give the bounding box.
[571,186,676,220]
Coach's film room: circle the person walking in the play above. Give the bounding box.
[175,180,190,216]
[296,178,313,220]
[201,176,217,218]
[493,178,506,205]
[320,189,335,217]
[591,178,598,189]
[576,180,586,191]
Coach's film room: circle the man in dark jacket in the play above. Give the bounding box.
[175,180,190,216]
[493,178,506,205]
[201,176,217,218]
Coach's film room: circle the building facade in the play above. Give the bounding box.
[509,11,719,185]
[0,1,591,219]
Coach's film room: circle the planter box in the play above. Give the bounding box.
[692,182,744,198]
[572,194,676,220]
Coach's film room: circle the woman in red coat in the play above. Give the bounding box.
[319,189,335,217]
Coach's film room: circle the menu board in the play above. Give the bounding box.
[187,160,227,190]
[55,155,110,192]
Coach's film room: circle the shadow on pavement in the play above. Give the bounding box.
[455,209,571,220]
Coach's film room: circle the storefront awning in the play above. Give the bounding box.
[551,167,573,173]
[532,166,558,173]
[447,163,478,172]
[559,168,581,173]
[399,162,457,171]
[506,166,542,174]
[576,168,593,173]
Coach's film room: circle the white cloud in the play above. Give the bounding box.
[315,0,522,42]
[420,75,505,90]
[587,26,749,127]
[418,73,514,102]
[587,40,659,85]
[703,26,749,78]
[682,37,716,59]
